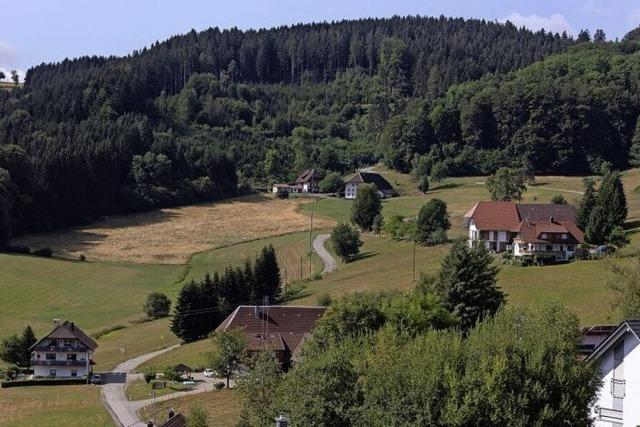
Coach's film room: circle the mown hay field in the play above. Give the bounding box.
[12,194,334,265]
[0,385,112,427]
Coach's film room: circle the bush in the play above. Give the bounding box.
[215,381,225,390]
[31,247,52,257]
[418,175,429,193]
[143,292,171,319]
[551,194,567,204]
[276,190,289,199]
[1,378,87,388]
[415,199,450,245]
[330,223,363,262]
[319,172,344,193]
[143,367,156,384]
[317,293,332,307]
[79,254,86,262]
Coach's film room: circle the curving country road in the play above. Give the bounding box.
[313,234,337,274]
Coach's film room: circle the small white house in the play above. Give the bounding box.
[587,320,640,427]
[344,172,395,200]
[29,320,97,379]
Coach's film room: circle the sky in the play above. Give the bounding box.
[1,0,640,82]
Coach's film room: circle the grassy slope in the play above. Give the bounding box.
[0,385,112,427]
[138,339,214,372]
[125,379,194,401]
[0,255,181,337]
[138,389,240,427]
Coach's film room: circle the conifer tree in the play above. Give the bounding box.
[20,326,37,368]
[254,245,280,299]
[437,239,504,332]
[577,177,597,231]
[171,281,205,342]
[631,117,640,167]
[599,170,627,229]
[586,205,609,245]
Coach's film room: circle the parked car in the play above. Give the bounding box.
[203,369,215,378]
[90,374,102,385]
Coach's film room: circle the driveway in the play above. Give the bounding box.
[313,234,337,274]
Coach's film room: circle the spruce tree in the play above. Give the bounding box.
[437,239,504,332]
[599,170,627,229]
[171,281,205,342]
[254,245,281,299]
[586,205,609,245]
[630,116,640,167]
[576,178,597,231]
[20,326,37,368]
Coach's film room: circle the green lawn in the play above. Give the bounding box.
[138,389,240,427]
[0,254,181,338]
[0,385,113,427]
[138,339,214,372]
[125,379,195,401]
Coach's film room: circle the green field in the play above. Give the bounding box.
[125,379,194,401]
[138,338,214,372]
[0,385,112,427]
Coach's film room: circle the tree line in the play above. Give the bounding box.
[171,245,280,342]
[0,16,573,247]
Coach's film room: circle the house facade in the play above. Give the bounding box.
[29,320,97,378]
[344,172,395,199]
[216,305,326,367]
[464,201,584,261]
[587,320,640,427]
[272,169,322,194]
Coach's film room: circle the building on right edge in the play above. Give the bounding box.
[463,201,584,262]
[587,320,640,427]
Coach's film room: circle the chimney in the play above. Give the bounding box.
[53,319,61,327]
[70,322,75,331]
[549,216,554,223]
[275,414,289,427]
[168,408,175,419]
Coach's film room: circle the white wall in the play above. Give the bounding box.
[593,333,640,427]
[345,183,357,199]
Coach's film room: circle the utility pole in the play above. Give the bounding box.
[412,239,416,284]
[309,198,315,277]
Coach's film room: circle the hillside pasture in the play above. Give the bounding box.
[12,194,334,265]
[0,385,112,427]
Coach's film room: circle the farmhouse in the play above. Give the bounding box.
[587,320,640,426]
[29,320,97,379]
[344,172,395,199]
[463,201,584,261]
[216,305,326,367]
[272,169,323,194]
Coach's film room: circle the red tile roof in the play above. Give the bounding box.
[216,306,326,354]
[465,201,521,230]
[513,219,583,244]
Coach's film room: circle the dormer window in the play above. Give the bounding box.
[49,340,58,347]
[561,233,567,240]
[541,233,548,239]
[64,339,73,347]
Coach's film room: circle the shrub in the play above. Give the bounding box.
[78,254,86,262]
[418,175,429,193]
[319,172,344,193]
[31,247,52,257]
[551,194,567,204]
[317,293,332,307]
[215,381,225,390]
[143,367,156,384]
[608,225,630,248]
[276,190,289,199]
[330,223,363,262]
[415,199,450,245]
[143,292,171,319]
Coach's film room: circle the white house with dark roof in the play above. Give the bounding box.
[29,320,97,378]
[344,172,395,199]
[587,320,640,427]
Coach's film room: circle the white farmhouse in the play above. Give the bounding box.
[587,320,640,427]
[29,320,97,379]
[344,172,395,199]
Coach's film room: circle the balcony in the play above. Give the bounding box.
[611,378,626,398]
[32,359,87,367]
[32,345,88,352]
[596,406,623,421]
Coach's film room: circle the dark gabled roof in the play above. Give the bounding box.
[516,204,577,222]
[29,321,98,352]
[295,169,322,184]
[173,363,193,373]
[346,172,394,191]
[512,219,584,244]
[586,320,640,362]
[159,413,187,427]
[216,306,326,354]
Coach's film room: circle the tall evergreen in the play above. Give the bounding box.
[437,239,504,332]
[630,116,640,167]
[599,170,628,229]
[20,326,37,368]
[576,178,597,231]
[254,244,281,299]
[171,281,206,342]
[585,205,609,245]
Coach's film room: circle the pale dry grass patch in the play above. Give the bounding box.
[12,194,334,264]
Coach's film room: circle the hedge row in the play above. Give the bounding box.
[1,378,87,388]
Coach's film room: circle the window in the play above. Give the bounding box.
[541,233,548,239]
[49,339,58,347]
[71,370,77,377]
[46,353,56,360]
[49,369,56,377]
[568,245,574,251]
[546,245,553,251]
[561,233,567,240]
[64,339,73,347]
[67,353,77,361]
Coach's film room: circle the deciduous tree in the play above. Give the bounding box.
[330,222,363,262]
[351,184,381,231]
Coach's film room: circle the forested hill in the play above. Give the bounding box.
[0,15,573,245]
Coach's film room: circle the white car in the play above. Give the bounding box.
[203,369,215,378]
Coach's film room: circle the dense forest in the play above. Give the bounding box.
[0,15,636,246]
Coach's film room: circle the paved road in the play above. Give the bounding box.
[101,345,180,427]
[313,234,337,274]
